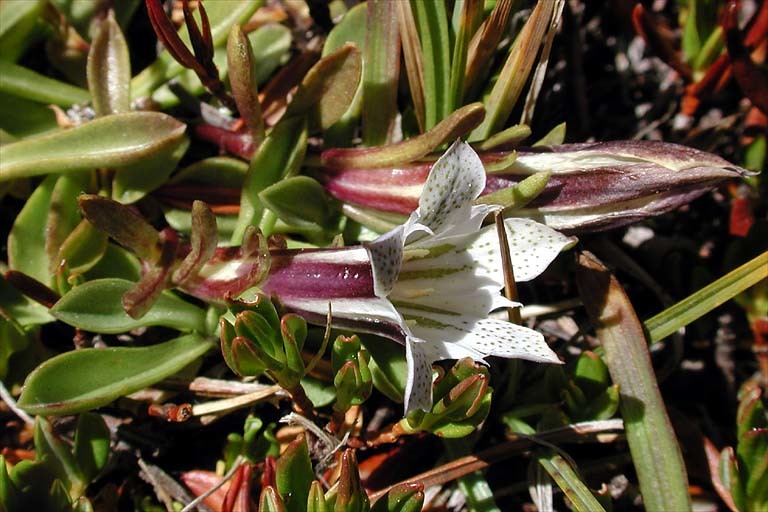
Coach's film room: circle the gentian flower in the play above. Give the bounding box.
[79,141,573,413]
[261,141,574,413]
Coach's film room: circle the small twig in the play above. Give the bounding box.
[279,412,345,459]
[494,210,522,324]
[180,456,245,512]
[305,303,333,375]
[191,384,282,417]
[0,378,34,426]
[369,419,624,502]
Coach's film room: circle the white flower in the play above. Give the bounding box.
[262,141,574,413]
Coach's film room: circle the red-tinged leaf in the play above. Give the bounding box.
[145,0,196,67]
[724,1,768,115]
[322,102,484,168]
[703,437,740,512]
[172,200,218,285]
[78,195,161,262]
[465,0,513,98]
[182,470,230,511]
[260,50,320,124]
[194,124,256,160]
[632,4,692,81]
[122,229,179,319]
[4,270,60,309]
[730,196,755,237]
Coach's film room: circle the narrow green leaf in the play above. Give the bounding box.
[645,251,768,344]
[538,453,605,512]
[7,175,58,284]
[363,1,400,145]
[412,0,452,129]
[396,1,426,131]
[0,312,30,379]
[444,438,500,512]
[35,416,85,497]
[73,412,110,482]
[51,278,206,333]
[321,102,484,169]
[0,91,58,138]
[448,0,482,114]
[87,10,131,116]
[18,333,211,415]
[471,0,555,139]
[0,112,187,182]
[131,1,262,98]
[0,60,90,106]
[232,115,307,243]
[228,25,264,144]
[0,0,45,61]
[575,251,691,511]
[47,172,92,275]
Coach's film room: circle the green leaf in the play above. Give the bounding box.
[307,481,329,512]
[35,416,85,498]
[0,91,59,138]
[0,112,187,182]
[0,455,22,512]
[232,115,307,243]
[537,453,606,512]
[57,220,109,278]
[276,436,314,512]
[87,11,131,116]
[443,438,500,512]
[0,274,53,326]
[285,44,362,134]
[18,333,211,415]
[575,251,691,511]
[362,1,400,145]
[7,175,58,284]
[259,176,332,228]
[0,0,45,62]
[645,251,768,344]
[131,0,262,98]
[73,413,110,483]
[84,244,141,282]
[228,25,264,143]
[111,135,189,204]
[0,312,30,380]
[361,335,406,403]
[471,1,556,139]
[47,172,93,276]
[0,60,90,106]
[412,0,451,129]
[51,278,206,333]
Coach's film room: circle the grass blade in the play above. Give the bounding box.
[644,251,768,344]
[575,251,691,511]
[363,0,400,145]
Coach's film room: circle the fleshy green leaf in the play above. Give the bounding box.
[87,10,131,116]
[18,333,211,415]
[0,0,45,61]
[0,60,90,106]
[0,112,187,182]
[227,25,264,143]
[276,435,314,512]
[51,278,206,333]
[259,176,333,228]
